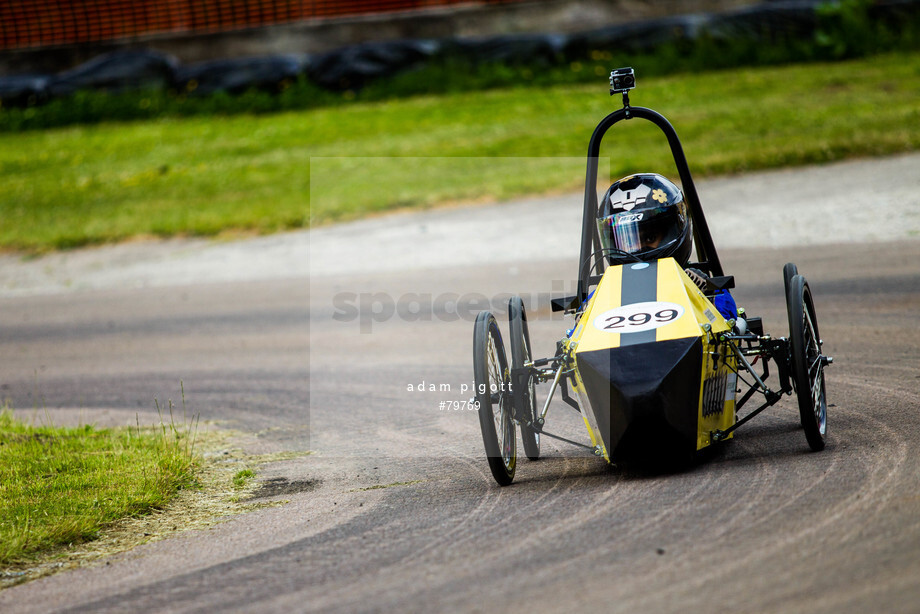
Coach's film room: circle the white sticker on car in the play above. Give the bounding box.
[725,373,738,401]
[592,302,686,334]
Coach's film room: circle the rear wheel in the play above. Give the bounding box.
[473,311,516,485]
[509,296,540,460]
[787,275,828,451]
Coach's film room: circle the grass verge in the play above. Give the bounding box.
[1,52,919,252]
[0,408,197,566]
[0,412,310,589]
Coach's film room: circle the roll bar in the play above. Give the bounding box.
[577,104,723,302]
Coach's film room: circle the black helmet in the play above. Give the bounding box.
[596,173,692,266]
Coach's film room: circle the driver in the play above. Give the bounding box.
[597,173,738,321]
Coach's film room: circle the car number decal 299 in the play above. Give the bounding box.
[592,301,685,334]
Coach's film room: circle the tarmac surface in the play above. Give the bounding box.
[1,153,919,612]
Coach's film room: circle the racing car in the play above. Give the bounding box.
[472,68,832,486]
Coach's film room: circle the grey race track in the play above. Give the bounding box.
[1,154,919,613]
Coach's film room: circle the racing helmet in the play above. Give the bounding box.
[596,173,692,266]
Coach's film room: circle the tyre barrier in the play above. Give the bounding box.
[1,0,918,108]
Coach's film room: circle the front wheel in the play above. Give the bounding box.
[473,311,516,485]
[787,275,828,451]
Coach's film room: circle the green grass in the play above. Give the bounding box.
[1,52,919,252]
[232,468,255,489]
[0,410,198,565]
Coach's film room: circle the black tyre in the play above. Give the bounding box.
[783,262,798,310]
[787,275,828,451]
[509,296,540,461]
[473,311,516,485]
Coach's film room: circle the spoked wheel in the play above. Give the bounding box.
[508,296,540,461]
[473,311,516,485]
[786,274,829,451]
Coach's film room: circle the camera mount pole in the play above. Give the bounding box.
[621,91,631,119]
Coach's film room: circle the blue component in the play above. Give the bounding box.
[714,290,738,321]
[566,289,595,338]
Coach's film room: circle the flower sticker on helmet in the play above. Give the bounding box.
[652,189,667,203]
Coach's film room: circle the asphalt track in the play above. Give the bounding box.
[1,155,920,613]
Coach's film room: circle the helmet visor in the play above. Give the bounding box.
[597,202,688,256]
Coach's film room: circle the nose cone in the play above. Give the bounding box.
[576,336,702,461]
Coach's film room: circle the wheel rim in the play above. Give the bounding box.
[803,303,827,435]
[523,333,538,446]
[487,330,514,470]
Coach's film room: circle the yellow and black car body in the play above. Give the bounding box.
[554,78,740,464]
[566,258,736,463]
[472,69,832,486]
